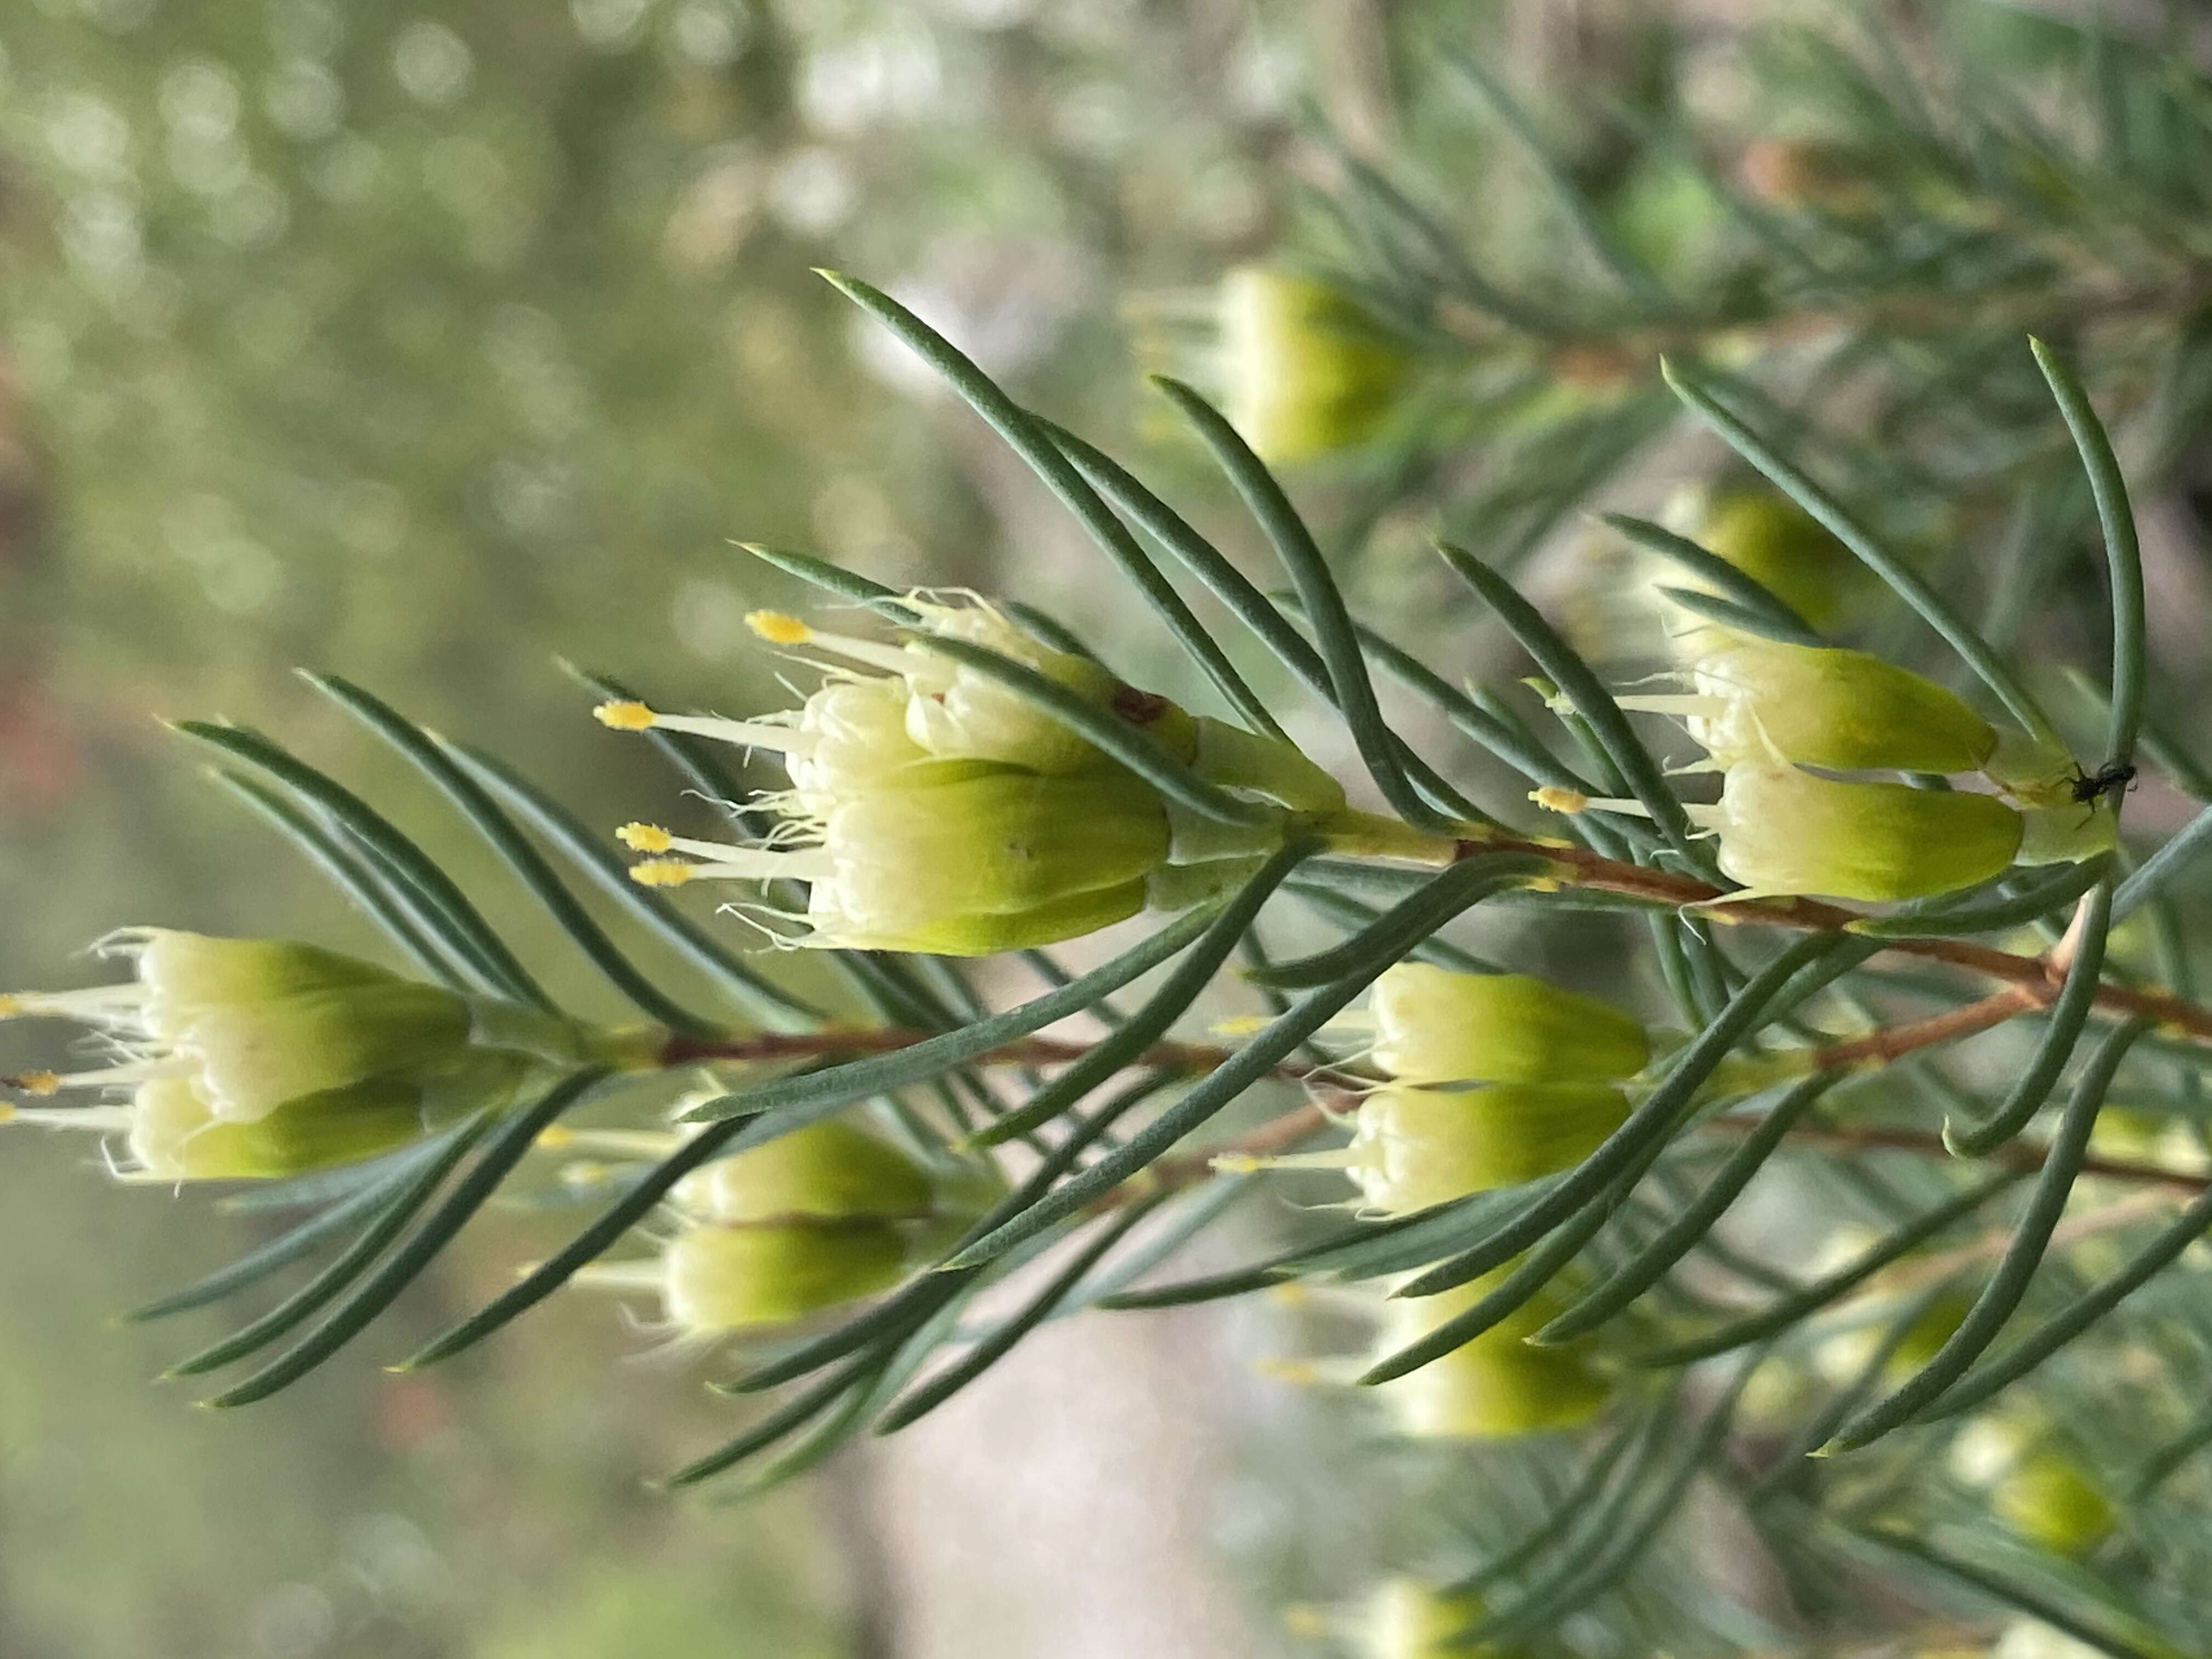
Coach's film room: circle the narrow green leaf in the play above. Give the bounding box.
[2113,804,2212,924]
[676,903,1220,1128]
[663,1351,883,1490]
[2032,338,2146,768]
[397,1105,760,1371]
[206,770,459,988]
[1943,878,2112,1154]
[1600,513,1823,644]
[907,634,1276,826]
[1628,1170,2020,1368]
[1437,540,1711,872]
[969,844,1312,1149]
[201,1068,609,1407]
[125,1135,454,1322]
[1829,1018,2152,1451]
[1531,1075,1839,1345]
[735,542,912,614]
[448,743,820,1028]
[1248,853,1549,989]
[1850,856,2110,939]
[1660,360,2063,746]
[176,720,549,1009]
[877,1200,1160,1432]
[1839,1526,2188,1659]
[1443,1403,1660,1598]
[307,674,721,1036]
[1918,1156,2212,1426]
[1150,375,1462,836]
[166,1116,492,1378]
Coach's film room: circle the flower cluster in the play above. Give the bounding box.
[1559,629,2109,902]
[1244,965,1642,1441]
[595,597,1342,955]
[566,1115,944,1336]
[1,932,586,1181]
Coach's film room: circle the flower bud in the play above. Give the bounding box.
[601,599,1335,955]
[1689,760,2022,902]
[1375,1272,1610,1440]
[1367,964,1648,1087]
[1692,489,1860,632]
[1354,1579,1506,1659]
[2,931,569,1180]
[1216,267,1413,464]
[630,1221,909,1335]
[670,1118,933,1225]
[1624,635,1997,776]
[1330,1082,1629,1215]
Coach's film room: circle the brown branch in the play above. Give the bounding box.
[1451,834,2212,1043]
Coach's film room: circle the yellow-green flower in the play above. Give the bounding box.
[1951,1415,2114,1560]
[1621,634,2000,776]
[1331,1082,1630,1214]
[1214,267,1413,465]
[597,599,1336,955]
[1691,488,1862,633]
[1364,964,1647,1087]
[1,931,570,1181]
[1375,1272,1610,1440]
[578,1220,909,1337]
[1353,1579,1509,1659]
[668,1118,934,1226]
[1689,760,2024,902]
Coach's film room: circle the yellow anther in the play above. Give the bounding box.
[1209,1013,1272,1039]
[1531,786,1590,815]
[1280,1605,1333,1641]
[0,1104,14,1124]
[4,1071,59,1096]
[534,1125,577,1151]
[1210,1152,1265,1175]
[616,822,673,853]
[0,995,18,1018]
[628,859,697,888]
[746,610,815,646]
[1252,1356,1323,1387]
[593,700,657,731]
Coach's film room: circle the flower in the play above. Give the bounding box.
[1689,488,1861,633]
[1950,1415,2114,1559]
[1365,964,1649,1087]
[578,1220,910,1336]
[1375,1271,1611,1440]
[1215,267,1414,464]
[596,598,1339,955]
[1352,1579,1501,1659]
[1221,967,1641,1214]
[1323,1082,1632,1214]
[565,1116,941,1337]
[1,931,575,1181]
[1688,759,2025,902]
[1618,634,2001,776]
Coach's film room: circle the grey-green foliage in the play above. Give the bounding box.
[12,5,2212,1657]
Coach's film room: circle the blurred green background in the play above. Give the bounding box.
[0,1,1330,1653]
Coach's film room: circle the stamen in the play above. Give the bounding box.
[763,620,917,679]
[1613,693,1728,719]
[616,823,673,853]
[1531,787,1655,819]
[3,1070,60,1096]
[631,848,833,888]
[536,1126,686,1158]
[30,1058,191,1091]
[0,983,150,1023]
[568,1259,670,1295]
[3,1104,135,1132]
[596,701,818,754]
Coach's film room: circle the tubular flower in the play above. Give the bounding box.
[1375,1272,1611,1440]
[596,599,1340,955]
[568,1117,938,1338]
[1950,1416,2115,1560]
[1353,1579,1514,1659]
[0,932,577,1181]
[1618,634,2001,776]
[1365,964,1649,1087]
[1225,966,1641,1214]
[1215,267,1413,464]
[1688,760,2024,902]
[1690,488,1861,634]
[575,1221,909,1337]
